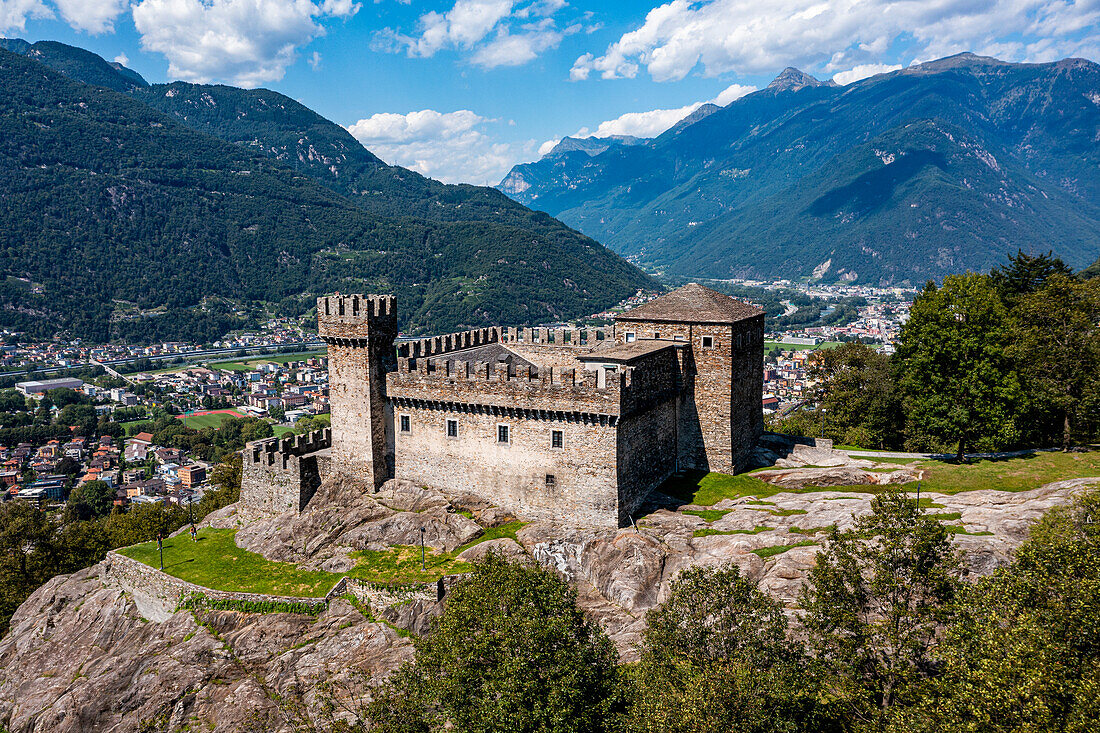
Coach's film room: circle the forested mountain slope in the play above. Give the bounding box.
[0,45,650,342]
[500,54,1100,284]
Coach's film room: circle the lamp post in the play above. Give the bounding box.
[819,407,828,439]
[157,532,164,571]
[420,526,426,572]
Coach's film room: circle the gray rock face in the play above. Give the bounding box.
[0,569,412,733]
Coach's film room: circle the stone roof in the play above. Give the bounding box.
[579,339,684,364]
[426,342,538,372]
[616,283,764,324]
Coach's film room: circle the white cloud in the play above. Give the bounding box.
[832,62,901,85]
[572,0,1100,83]
[308,50,322,70]
[346,109,523,185]
[379,0,578,68]
[131,0,360,87]
[0,0,51,34]
[713,82,755,105]
[113,52,129,65]
[53,0,127,33]
[591,103,701,138]
[537,137,561,156]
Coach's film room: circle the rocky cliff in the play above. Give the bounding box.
[0,450,1093,732]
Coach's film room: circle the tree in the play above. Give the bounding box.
[66,480,115,520]
[627,563,837,733]
[0,501,58,634]
[990,249,1073,300]
[895,274,1024,459]
[268,405,286,423]
[899,490,1100,733]
[367,555,621,733]
[808,341,901,449]
[1010,274,1100,448]
[801,489,960,726]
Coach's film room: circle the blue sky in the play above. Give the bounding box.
[4,0,1099,185]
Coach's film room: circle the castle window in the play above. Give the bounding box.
[702,336,714,348]
[400,414,410,433]
[497,424,510,444]
[545,474,556,488]
[654,332,661,339]
[551,430,563,449]
[625,332,636,343]
[446,419,458,438]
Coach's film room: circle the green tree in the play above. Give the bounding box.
[896,274,1024,458]
[66,480,115,520]
[801,489,960,727]
[808,341,901,448]
[0,501,58,634]
[1010,274,1100,448]
[627,563,837,733]
[368,555,621,733]
[990,249,1073,300]
[899,490,1100,733]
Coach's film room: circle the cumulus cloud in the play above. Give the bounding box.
[346,109,522,185]
[832,62,902,85]
[590,103,701,138]
[113,52,129,65]
[571,0,1100,82]
[379,0,579,68]
[53,0,127,33]
[0,0,51,34]
[131,0,360,87]
[713,82,755,105]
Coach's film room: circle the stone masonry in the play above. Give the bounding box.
[239,284,764,528]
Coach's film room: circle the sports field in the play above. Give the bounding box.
[175,409,247,429]
[209,350,326,372]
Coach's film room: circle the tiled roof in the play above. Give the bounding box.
[616,283,764,324]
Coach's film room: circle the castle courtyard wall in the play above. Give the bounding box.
[392,403,619,528]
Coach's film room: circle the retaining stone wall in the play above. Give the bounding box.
[101,551,330,622]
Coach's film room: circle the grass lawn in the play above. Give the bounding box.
[661,451,1100,507]
[764,341,844,351]
[907,451,1100,493]
[273,413,331,437]
[209,350,326,372]
[118,528,341,597]
[119,521,528,595]
[176,409,247,430]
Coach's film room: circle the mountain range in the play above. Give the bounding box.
[0,40,651,342]
[499,54,1100,284]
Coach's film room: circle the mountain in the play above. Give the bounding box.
[0,42,651,342]
[499,54,1100,284]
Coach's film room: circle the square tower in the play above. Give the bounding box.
[317,294,398,490]
[615,283,764,474]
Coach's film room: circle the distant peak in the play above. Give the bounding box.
[768,67,835,92]
[911,52,1007,72]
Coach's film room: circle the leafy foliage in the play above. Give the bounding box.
[367,554,622,733]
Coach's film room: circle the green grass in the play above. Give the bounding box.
[177,410,246,430]
[765,341,844,351]
[693,525,772,538]
[906,451,1100,494]
[789,526,833,536]
[752,541,817,559]
[120,522,528,596]
[928,511,963,521]
[681,509,733,522]
[118,529,341,597]
[662,471,781,505]
[746,506,809,517]
[209,350,326,372]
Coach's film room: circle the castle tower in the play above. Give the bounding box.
[615,283,764,474]
[317,294,398,489]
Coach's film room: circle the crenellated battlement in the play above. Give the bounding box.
[501,326,611,347]
[246,428,332,470]
[317,294,397,342]
[395,327,502,359]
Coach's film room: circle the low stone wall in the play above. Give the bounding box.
[101,552,331,622]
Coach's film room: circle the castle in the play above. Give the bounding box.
[241,284,764,528]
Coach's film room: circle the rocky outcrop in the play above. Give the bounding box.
[0,568,412,733]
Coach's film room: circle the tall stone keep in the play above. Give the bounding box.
[317,294,398,489]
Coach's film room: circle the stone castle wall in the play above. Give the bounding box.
[240,429,330,518]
